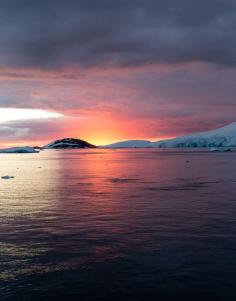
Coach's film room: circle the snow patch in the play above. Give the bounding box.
[44,138,96,149]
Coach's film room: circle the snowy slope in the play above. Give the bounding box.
[104,122,236,148]
[152,122,236,148]
[104,140,152,148]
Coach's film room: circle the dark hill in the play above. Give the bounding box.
[44,138,96,149]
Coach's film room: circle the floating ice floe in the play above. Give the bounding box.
[209,147,231,152]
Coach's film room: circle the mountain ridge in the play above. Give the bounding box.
[105,122,236,148]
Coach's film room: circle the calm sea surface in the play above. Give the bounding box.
[0,149,236,300]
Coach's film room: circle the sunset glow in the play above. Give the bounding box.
[0,0,235,147]
[1,1,236,300]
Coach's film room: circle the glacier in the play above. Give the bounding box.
[153,122,236,148]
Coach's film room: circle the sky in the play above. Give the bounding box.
[1,0,236,146]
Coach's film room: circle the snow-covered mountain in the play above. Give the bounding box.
[44,138,96,149]
[153,122,236,148]
[104,122,236,148]
[104,140,152,148]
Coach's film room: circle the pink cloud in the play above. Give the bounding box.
[0,62,235,146]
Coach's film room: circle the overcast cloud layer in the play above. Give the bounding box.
[1,0,236,69]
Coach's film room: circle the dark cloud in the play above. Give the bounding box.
[0,0,236,69]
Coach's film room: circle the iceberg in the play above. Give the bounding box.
[0,146,39,153]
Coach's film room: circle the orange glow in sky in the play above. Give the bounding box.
[0,62,233,148]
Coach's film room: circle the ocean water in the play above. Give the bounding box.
[0,148,236,301]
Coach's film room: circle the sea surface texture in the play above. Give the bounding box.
[0,149,236,300]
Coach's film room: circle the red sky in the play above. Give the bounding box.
[1,62,236,147]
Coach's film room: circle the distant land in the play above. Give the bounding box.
[104,140,152,148]
[44,138,96,149]
[105,122,236,148]
[0,122,236,153]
